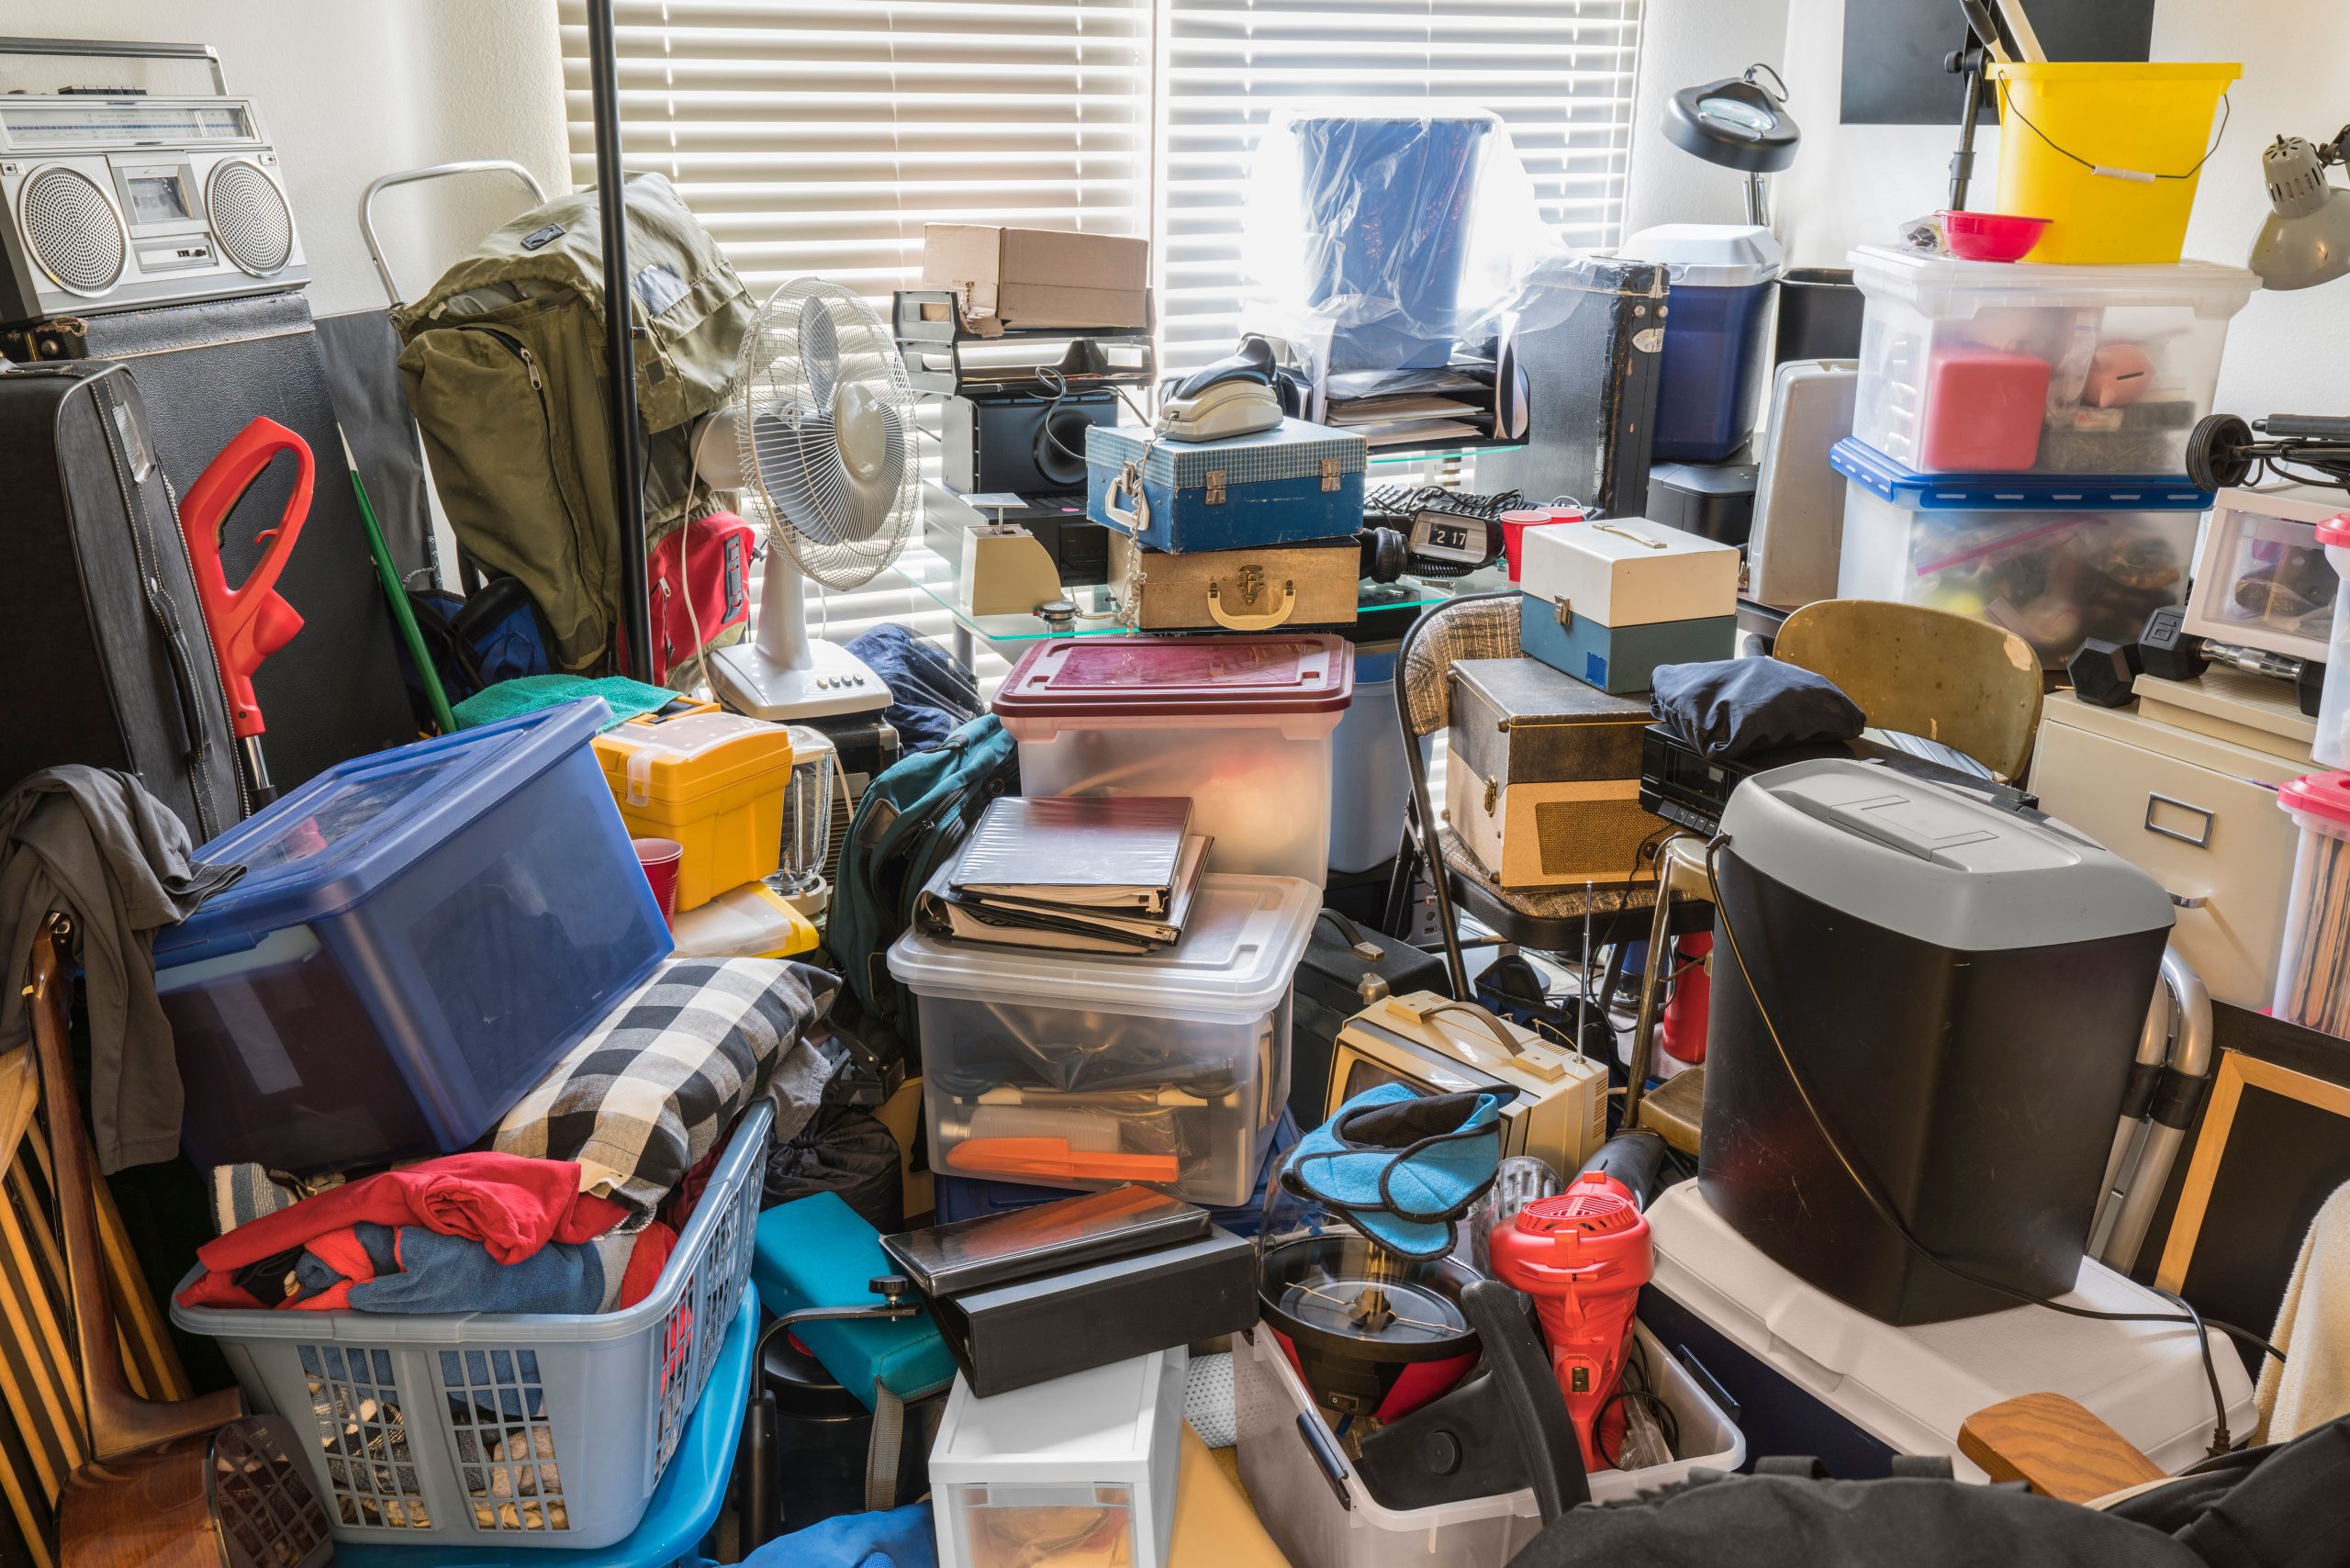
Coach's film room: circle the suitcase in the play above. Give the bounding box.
[1446,656,1666,890]
[1291,909,1449,1128]
[1475,253,1668,518]
[1086,417,1365,554]
[1109,532,1360,631]
[6,292,419,795]
[0,362,244,840]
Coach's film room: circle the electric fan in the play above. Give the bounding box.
[700,278,915,720]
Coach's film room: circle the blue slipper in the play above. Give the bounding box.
[1289,1083,1503,1259]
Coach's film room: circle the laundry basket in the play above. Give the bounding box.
[172,1101,772,1551]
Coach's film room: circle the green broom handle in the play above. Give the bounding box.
[342,433,459,734]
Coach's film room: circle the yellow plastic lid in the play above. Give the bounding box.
[593,709,794,808]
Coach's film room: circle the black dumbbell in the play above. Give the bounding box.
[2123,604,2329,716]
[2136,604,2203,683]
[2066,637,2143,708]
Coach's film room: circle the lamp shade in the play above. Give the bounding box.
[1665,74,1799,174]
[2252,192,2350,290]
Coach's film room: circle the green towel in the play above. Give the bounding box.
[452,675,678,732]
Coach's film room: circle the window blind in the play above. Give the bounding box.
[1155,0,1644,371]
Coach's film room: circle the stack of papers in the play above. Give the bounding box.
[916,796,1211,954]
[1322,366,1498,449]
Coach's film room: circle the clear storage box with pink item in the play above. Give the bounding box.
[1849,245,2255,476]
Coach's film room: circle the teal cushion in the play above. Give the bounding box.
[754,1193,957,1406]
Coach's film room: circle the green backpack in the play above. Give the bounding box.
[829,715,1021,1069]
[393,173,753,673]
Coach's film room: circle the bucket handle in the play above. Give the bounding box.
[1996,82,2232,184]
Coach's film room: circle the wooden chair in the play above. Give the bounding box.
[1382,593,1708,1000]
[1959,1393,2182,1507]
[1774,599,2045,780]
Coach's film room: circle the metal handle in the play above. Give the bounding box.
[2143,792,2215,848]
[0,37,225,91]
[1593,522,1668,550]
[1102,462,1146,536]
[361,160,550,308]
[1206,577,1296,631]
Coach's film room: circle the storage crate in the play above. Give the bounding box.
[156,700,673,1175]
[172,1102,771,1551]
[1849,245,2254,477]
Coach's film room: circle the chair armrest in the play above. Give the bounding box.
[1958,1393,2167,1505]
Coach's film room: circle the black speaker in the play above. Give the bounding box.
[943,391,1116,497]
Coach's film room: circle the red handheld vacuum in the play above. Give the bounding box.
[178,418,314,808]
[1485,1170,1654,1471]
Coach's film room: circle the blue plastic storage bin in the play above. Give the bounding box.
[1620,225,1783,462]
[1828,437,2214,510]
[156,700,671,1174]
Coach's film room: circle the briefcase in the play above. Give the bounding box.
[1110,532,1360,631]
[1446,656,1667,889]
[1086,417,1365,554]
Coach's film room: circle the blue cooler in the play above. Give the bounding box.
[1619,224,1783,462]
[1086,417,1366,554]
[1292,112,1491,372]
[156,700,672,1174]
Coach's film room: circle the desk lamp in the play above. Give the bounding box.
[2252,130,2350,290]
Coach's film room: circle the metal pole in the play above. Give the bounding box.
[587,0,655,682]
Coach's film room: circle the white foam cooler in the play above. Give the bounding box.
[1638,1182,2255,1481]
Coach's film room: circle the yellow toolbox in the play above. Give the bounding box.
[593,707,794,912]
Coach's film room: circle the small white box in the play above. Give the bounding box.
[1517,517,1739,629]
[932,1348,1186,1568]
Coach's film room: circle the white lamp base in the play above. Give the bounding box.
[709,636,891,722]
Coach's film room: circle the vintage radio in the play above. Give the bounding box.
[0,92,306,324]
[1324,991,1608,1178]
[1446,655,1667,889]
[1109,532,1360,631]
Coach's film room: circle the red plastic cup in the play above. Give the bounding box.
[1499,507,1586,581]
[633,837,684,925]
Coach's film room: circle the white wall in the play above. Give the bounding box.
[1770,0,2350,417]
[3,1,569,319]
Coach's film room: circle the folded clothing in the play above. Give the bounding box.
[1650,658,1866,763]
[497,957,837,1217]
[184,1217,674,1315]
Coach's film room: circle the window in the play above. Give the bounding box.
[558,1,1645,657]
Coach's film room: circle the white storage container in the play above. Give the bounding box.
[1850,245,2255,476]
[2188,486,2344,671]
[1643,1182,2255,1481]
[890,872,1318,1205]
[932,1348,1186,1568]
[1235,1316,1744,1568]
[992,635,1354,885]
[1837,484,2198,666]
[1517,515,1741,628]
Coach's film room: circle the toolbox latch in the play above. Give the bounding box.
[1205,470,1227,505]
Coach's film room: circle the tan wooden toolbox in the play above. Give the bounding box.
[1445,656,1665,889]
[2031,685,2301,1011]
[1109,532,1360,632]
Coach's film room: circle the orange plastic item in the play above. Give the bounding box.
[946,1138,1181,1183]
[178,417,313,741]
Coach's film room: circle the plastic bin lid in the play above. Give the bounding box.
[1847,244,2258,312]
[887,870,1320,1021]
[993,636,1355,719]
[2280,772,2350,828]
[594,709,794,807]
[156,700,612,948]
[2316,514,2350,550]
[1616,223,1783,288]
[1830,438,2215,511]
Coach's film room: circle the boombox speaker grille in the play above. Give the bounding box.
[20,165,128,296]
[207,158,295,277]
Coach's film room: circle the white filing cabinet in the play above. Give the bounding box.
[2031,679,2306,1011]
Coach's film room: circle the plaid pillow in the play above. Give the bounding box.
[496,957,836,1216]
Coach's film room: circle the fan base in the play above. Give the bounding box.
[709,637,892,722]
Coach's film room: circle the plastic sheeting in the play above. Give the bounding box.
[1240,104,1581,390]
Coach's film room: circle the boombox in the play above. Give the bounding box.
[0,94,307,325]
[943,389,1118,498]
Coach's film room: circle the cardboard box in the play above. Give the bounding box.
[923,223,1148,334]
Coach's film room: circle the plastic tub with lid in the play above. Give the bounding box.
[1616,223,1784,462]
[994,634,1355,885]
[2306,514,2350,767]
[2275,771,2350,1036]
[1849,244,2256,476]
[155,700,672,1174]
[594,707,795,911]
[889,871,1318,1206]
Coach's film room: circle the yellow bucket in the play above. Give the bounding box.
[1988,62,2240,265]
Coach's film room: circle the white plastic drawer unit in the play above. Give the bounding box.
[2030,693,2302,1011]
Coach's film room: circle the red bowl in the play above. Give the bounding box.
[1941,209,2052,263]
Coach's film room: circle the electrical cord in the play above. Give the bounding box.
[1027,366,1152,468]
[1701,833,2284,1457]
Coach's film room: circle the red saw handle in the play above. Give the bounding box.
[179,418,312,741]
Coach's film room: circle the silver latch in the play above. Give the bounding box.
[1553,596,1573,630]
[1205,470,1227,505]
[1483,778,1498,814]
[1320,458,1341,492]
